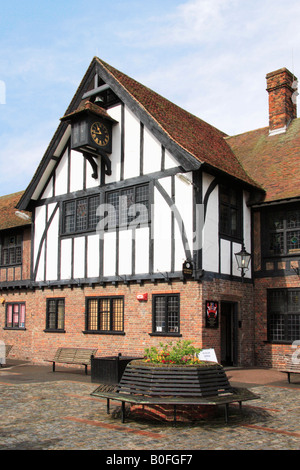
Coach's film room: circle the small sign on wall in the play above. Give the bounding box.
[137,293,148,301]
[205,300,218,328]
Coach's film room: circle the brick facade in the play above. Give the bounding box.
[254,276,300,369]
[0,278,255,368]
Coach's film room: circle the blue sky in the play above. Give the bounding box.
[0,0,300,196]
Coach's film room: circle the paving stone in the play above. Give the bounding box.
[0,363,299,451]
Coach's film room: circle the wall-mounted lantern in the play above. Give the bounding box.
[235,243,251,279]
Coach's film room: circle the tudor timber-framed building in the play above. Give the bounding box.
[0,58,299,369]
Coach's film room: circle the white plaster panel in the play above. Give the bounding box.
[135,227,149,274]
[153,187,171,273]
[220,238,231,275]
[41,177,53,199]
[46,209,59,280]
[174,173,193,267]
[118,230,132,275]
[202,185,219,273]
[87,234,100,278]
[103,231,116,277]
[159,176,172,196]
[202,172,215,198]
[35,243,45,281]
[73,237,85,279]
[55,147,68,196]
[123,106,140,179]
[143,126,161,174]
[70,150,83,192]
[60,238,72,280]
[85,155,100,189]
[164,149,178,169]
[34,205,46,265]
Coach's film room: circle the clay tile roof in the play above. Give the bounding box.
[226,118,300,203]
[97,58,260,188]
[61,99,117,123]
[0,191,31,231]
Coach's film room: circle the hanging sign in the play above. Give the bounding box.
[205,300,219,328]
[182,260,193,279]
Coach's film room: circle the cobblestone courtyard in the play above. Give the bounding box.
[0,363,299,451]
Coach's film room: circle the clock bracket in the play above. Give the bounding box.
[82,150,112,179]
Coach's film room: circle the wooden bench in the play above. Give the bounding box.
[91,361,259,425]
[280,359,300,383]
[47,347,97,375]
[0,344,13,367]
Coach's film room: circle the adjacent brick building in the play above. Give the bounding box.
[0,59,299,369]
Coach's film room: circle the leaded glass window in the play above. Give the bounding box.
[86,297,124,332]
[153,294,180,334]
[267,208,300,255]
[268,289,300,342]
[62,195,100,234]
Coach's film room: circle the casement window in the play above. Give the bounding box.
[45,298,65,331]
[106,184,149,229]
[266,208,300,256]
[219,185,242,239]
[62,194,100,234]
[268,289,300,343]
[0,234,22,266]
[152,294,180,335]
[5,302,25,329]
[86,297,124,333]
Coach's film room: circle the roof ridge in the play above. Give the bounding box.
[97,57,228,138]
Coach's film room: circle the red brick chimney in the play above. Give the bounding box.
[266,68,297,135]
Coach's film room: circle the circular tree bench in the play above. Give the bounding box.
[91,360,259,425]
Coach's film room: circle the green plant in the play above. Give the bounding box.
[144,340,202,365]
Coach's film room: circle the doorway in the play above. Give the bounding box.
[220,302,238,366]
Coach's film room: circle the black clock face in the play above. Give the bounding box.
[90,121,110,147]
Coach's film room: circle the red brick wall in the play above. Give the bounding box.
[254,276,300,368]
[0,278,255,368]
[202,278,254,366]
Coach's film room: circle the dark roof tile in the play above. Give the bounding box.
[0,191,31,231]
[226,118,300,203]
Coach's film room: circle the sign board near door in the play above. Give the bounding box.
[205,300,218,328]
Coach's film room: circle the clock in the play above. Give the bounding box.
[90,121,110,147]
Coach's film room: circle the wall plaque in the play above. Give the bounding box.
[205,300,219,328]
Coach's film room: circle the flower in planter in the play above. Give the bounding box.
[144,340,202,365]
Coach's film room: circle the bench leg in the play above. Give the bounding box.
[106,399,110,414]
[84,364,88,375]
[173,405,177,427]
[52,362,55,372]
[224,403,229,423]
[287,372,291,384]
[121,402,126,423]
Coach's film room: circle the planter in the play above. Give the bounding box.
[91,354,143,384]
[117,360,228,422]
